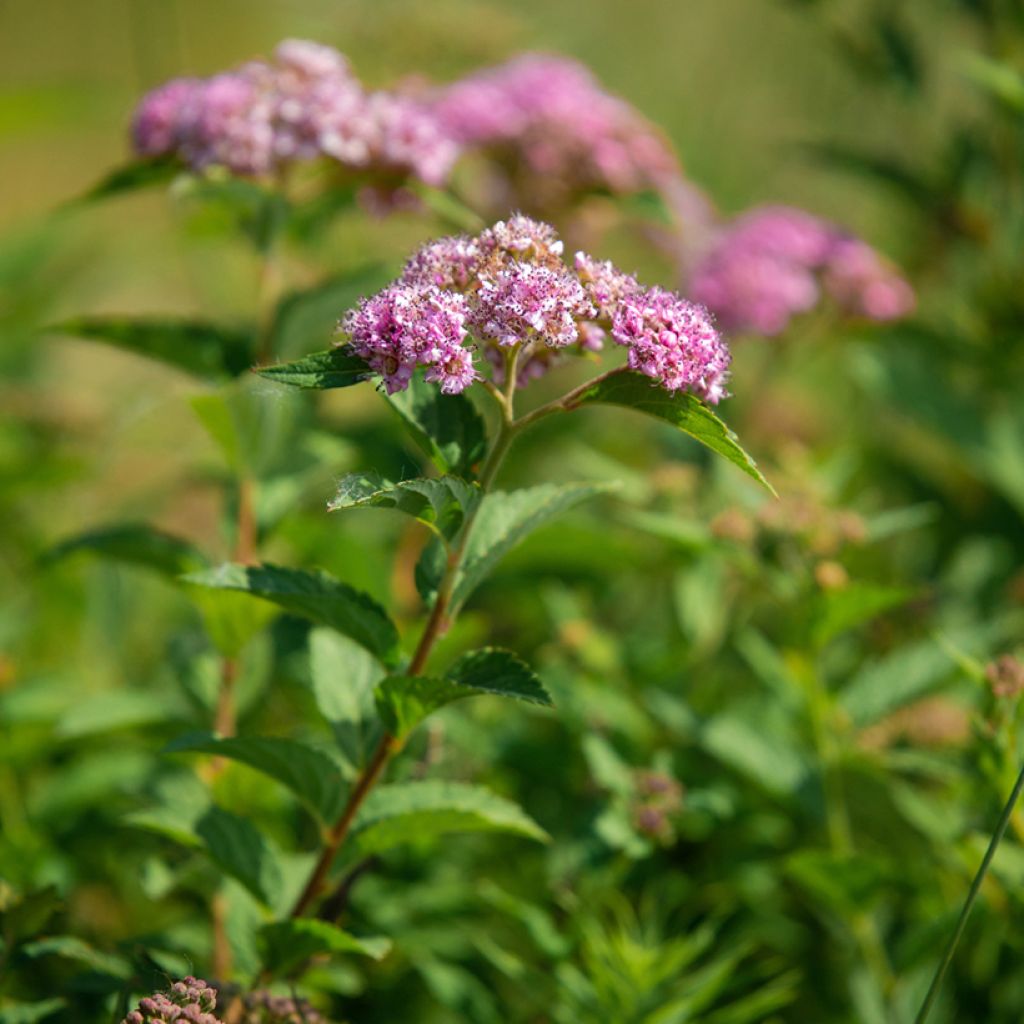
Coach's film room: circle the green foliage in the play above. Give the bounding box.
[419,481,618,608]
[184,562,401,665]
[166,732,348,822]
[259,919,391,977]
[350,781,549,855]
[385,376,488,477]
[74,158,180,203]
[377,650,551,738]
[256,347,374,389]
[571,371,774,493]
[329,471,480,542]
[51,316,253,381]
[42,524,207,576]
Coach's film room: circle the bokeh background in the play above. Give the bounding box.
[3,1,1024,1023]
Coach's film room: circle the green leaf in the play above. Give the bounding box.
[438,482,616,610]
[329,471,480,541]
[0,1000,66,1024]
[194,805,283,907]
[812,583,913,647]
[74,157,179,204]
[961,52,1024,112]
[0,886,61,945]
[386,374,487,477]
[51,316,253,381]
[42,523,207,576]
[570,371,774,493]
[447,648,553,706]
[351,781,548,856]
[259,919,390,978]
[20,936,130,978]
[409,182,486,232]
[308,629,385,771]
[378,644,560,739]
[256,347,373,389]
[183,563,400,665]
[165,732,347,823]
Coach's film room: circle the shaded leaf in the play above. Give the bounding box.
[256,347,373,389]
[184,563,400,665]
[442,482,617,610]
[308,628,386,771]
[447,648,552,706]
[51,316,252,381]
[0,1000,66,1024]
[20,936,130,978]
[329,471,480,541]
[165,732,347,823]
[570,371,773,492]
[259,919,390,978]
[386,374,488,477]
[42,523,207,577]
[351,781,548,855]
[194,805,283,907]
[75,157,179,204]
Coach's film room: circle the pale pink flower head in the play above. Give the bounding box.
[470,260,595,350]
[122,977,221,1024]
[401,234,483,290]
[575,251,641,321]
[611,287,730,404]
[341,283,475,395]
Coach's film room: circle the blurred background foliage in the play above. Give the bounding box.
[2,0,1024,1022]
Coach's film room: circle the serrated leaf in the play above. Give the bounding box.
[443,482,616,610]
[194,805,283,907]
[308,628,386,771]
[329,471,480,541]
[74,157,179,203]
[375,676,471,738]
[351,781,548,856]
[570,371,773,492]
[183,563,400,665]
[447,648,552,706]
[42,523,207,576]
[51,316,253,381]
[165,732,347,823]
[386,375,488,477]
[259,919,391,978]
[256,347,373,389]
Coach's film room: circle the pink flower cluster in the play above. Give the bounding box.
[431,54,679,207]
[338,214,730,403]
[122,977,222,1024]
[688,205,914,336]
[132,39,457,185]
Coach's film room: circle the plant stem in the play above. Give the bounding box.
[913,758,1024,1024]
[289,405,521,918]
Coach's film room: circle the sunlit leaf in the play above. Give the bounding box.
[351,781,548,855]
[329,471,480,541]
[570,371,774,492]
[255,347,373,389]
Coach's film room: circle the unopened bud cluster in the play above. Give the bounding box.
[122,977,222,1024]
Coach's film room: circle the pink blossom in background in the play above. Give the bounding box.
[688,205,914,336]
[130,39,459,187]
[431,54,680,206]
